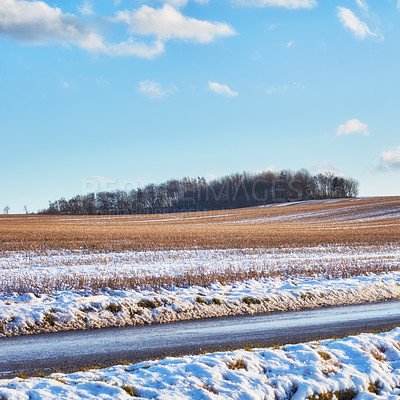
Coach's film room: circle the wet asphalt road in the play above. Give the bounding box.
[0,300,399,377]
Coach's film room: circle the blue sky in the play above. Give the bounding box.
[0,0,399,213]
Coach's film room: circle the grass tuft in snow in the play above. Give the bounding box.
[121,385,138,397]
[300,292,314,300]
[370,347,386,362]
[227,359,246,370]
[307,389,358,400]
[318,350,331,360]
[195,296,208,304]
[307,393,333,400]
[106,303,122,314]
[137,300,161,309]
[202,383,218,394]
[335,389,358,400]
[242,296,261,305]
[368,381,382,394]
[42,314,55,327]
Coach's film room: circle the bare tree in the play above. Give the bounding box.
[3,205,10,214]
[24,205,28,214]
[39,169,359,215]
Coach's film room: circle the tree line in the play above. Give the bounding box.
[39,169,359,215]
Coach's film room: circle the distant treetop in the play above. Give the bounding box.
[39,169,359,215]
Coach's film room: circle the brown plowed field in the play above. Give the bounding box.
[1,197,399,253]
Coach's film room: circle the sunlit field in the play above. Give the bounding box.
[1,197,399,253]
[0,197,399,294]
[1,197,400,338]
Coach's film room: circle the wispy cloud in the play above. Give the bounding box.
[138,80,177,99]
[312,162,344,177]
[336,7,380,40]
[78,0,94,16]
[109,39,165,59]
[355,0,368,13]
[0,0,234,59]
[252,50,262,60]
[0,0,106,51]
[96,78,110,87]
[113,4,235,43]
[336,119,368,136]
[164,0,210,7]
[208,81,238,97]
[266,23,279,31]
[233,0,317,9]
[286,40,295,47]
[61,81,73,89]
[378,146,400,170]
[265,82,305,95]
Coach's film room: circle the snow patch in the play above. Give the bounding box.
[1,329,400,399]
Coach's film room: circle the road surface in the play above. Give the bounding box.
[1,300,399,377]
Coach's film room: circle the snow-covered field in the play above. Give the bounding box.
[1,328,400,399]
[2,244,400,290]
[226,200,400,225]
[1,245,399,337]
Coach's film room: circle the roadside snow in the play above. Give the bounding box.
[2,245,400,288]
[1,271,400,337]
[0,245,400,337]
[1,328,400,399]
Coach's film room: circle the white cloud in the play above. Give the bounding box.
[61,80,72,89]
[312,162,344,177]
[398,0,400,10]
[0,0,164,59]
[164,0,189,7]
[254,165,277,174]
[336,119,369,136]
[0,0,233,59]
[286,40,294,47]
[336,7,379,40]
[252,50,262,60]
[208,81,238,97]
[96,78,110,87]
[265,82,305,95]
[380,146,400,170]
[0,0,106,51]
[78,0,94,16]
[266,85,288,95]
[109,39,165,58]
[91,176,108,183]
[163,0,210,7]
[355,0,368,13]
[205,173,218,181]
[266,23,279,31]
[138,80,177,99]
[113,4,235,43]
[233,0,317,9]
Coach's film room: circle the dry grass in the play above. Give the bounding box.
[0,197,399,294]
[0,197,399,254]
[1,245,399,294]
[369,348,386,362]
[227,359,246,370]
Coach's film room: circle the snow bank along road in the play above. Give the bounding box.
[2,244,400,337]
[1,300,400,378]
[3,327,400,399]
